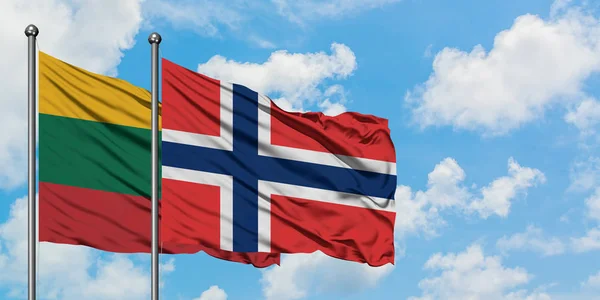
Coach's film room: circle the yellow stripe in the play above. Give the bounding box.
[39,51,161,129]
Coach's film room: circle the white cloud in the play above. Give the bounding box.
[318,99,347,116]
[144,0,399,39]
[409,244,549,300]
[424,44,434,58]
[416,157,470,209]
[394,185,445,239]
[406,5,600,135]
[569,186,600,253]
[160,257,176,273]
[75,255,150,300]
[395,157,545,238]
[260,251,394,300]
[0,0,145,189]
[272,0,401,24]
[143,0,244,37]
[581,270,600,289]
[565,98,600,136]
[194,285,228,300]
[143,0,396,45]
[496,225,566,257]
[272,98,304,113]
[248,35,277,49]
[571,228,600,253]
[569,156,600,192]
[0,196,174,299]
[468,158,546,218]
[394,158,468,239]
[317,85,348,116]
[197,43,356,112]
[550,0,574,17]
[504,290,553,300]
[584,188,600,222]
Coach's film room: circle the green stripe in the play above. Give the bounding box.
[40,113,161,197]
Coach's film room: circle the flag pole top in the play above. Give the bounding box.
[148,32,162,44]
[24,24,39,37]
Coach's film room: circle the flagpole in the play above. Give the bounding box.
[148,32,162,300]
[25,24,39,300]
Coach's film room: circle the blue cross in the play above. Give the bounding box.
[163,84,397,252]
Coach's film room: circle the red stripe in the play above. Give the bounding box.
[39,182,279,267]
[162,58,221,136]
[270,102,396,162]
[270,195,395,266]
[160,178,220,249]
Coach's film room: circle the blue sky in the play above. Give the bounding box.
[1,0,600,299]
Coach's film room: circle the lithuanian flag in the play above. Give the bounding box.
[37,51,279,267]
[38,51,159,252]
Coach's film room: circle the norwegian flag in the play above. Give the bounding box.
[160,59,397,267]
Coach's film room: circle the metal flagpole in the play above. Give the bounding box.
[148,32,162,300]
[25,24,39,300]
